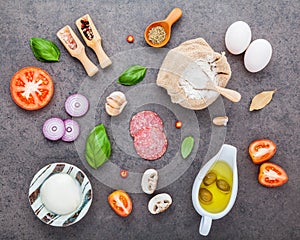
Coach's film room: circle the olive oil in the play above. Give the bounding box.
[198,161,233,213]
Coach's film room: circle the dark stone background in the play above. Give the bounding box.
[0,0,299,239]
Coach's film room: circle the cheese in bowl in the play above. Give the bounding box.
[28,163,92,227]
[40,173,81,215]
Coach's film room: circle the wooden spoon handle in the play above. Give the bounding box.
[75,50,99,77]
[164,8,182,26]
[93,41,112,69]
[215,85,242,102]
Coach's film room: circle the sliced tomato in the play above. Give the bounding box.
[10,66,54,110]
[249,139,276,164]
[258,162,288,187]
[108,190,132,217]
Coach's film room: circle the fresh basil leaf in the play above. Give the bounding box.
[85,124,111,169]
[117,65,147,86]
[181,136,194,159]
[30,38,60,62]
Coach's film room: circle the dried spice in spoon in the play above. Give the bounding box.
[148,26,166,45]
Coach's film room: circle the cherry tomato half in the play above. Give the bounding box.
[249,139,276,164]
[108,190,132,217]
[10,67,54,110]
[258,162,288,187]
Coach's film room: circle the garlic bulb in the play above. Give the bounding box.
[105,91,127,116]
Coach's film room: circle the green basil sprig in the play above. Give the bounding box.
[85,124,111,169]
[30,38,60,62]
[117,65,147,86]
[181,136,194,159]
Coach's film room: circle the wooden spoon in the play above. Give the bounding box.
[187,67,242,103]
[57,25,98,77]
[75,14,112,69]
[144,8,182,48]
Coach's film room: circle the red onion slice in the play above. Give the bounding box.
[65,94,89,117]
[43,118,65,141]
[62,119,80,142]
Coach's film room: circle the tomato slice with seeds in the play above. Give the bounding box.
[249,139,276,164]
[10,67,54,110]
[108,190,132,217]
[258,162,288,187]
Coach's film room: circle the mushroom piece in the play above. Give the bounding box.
[148,193,172,214]
[141,169,158,194]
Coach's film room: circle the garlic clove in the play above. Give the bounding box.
[109,91,127,104]
[105,91,127,116]
[105,103,121,116]
[106,97,121,109]
[213,116,229,126]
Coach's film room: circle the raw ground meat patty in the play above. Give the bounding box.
[133,127,167,160]
[130,111,163,137]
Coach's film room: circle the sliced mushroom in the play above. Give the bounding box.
[141,169,158,194]
[148,193,172,214]
[105,91,127,116]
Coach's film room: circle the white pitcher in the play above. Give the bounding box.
[192,144,238,236]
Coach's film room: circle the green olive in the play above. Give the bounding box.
[216,179,230,192]
[199,188,213,204]
[203,172,217,186]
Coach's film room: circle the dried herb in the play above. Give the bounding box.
[85,124,111,169]
[148,26,166,45]
[249,89,276,111]
[117,65,147,86]
[181,136,194,159]
[30,38,60,62]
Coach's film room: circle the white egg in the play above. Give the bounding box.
[40,173,81,215]
[225,21,252,55]
[244,39,272,73]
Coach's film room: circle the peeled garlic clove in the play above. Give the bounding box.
[106,97,121,109]
[105,91,127,116]
[148,193,172,214]
[141,169,158,194]
[213,116,229,126]
[105,103,121,116]
[109,91,127,104]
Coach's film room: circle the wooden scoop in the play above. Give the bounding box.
[76,14,112,69]
[144,8,182,48]
[57,25,99,77]
[187,66,242,103]
[204,84,241,102]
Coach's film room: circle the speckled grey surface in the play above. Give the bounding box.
[1,0,300,239]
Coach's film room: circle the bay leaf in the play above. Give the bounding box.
[249,89,276,111]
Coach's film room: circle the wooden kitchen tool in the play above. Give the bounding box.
[144,8,182,48]
[195,83,241,103]
[57,25,99,77]
[187,67,241,103]
[76,14,112,69]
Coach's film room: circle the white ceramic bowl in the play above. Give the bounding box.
[28,162,93,227]
[192,144,238,236]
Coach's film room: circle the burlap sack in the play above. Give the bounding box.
[156,38,231,110]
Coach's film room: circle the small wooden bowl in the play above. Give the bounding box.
[144,8,182,48]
